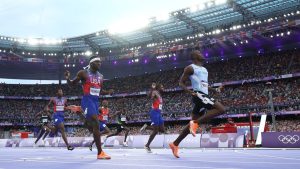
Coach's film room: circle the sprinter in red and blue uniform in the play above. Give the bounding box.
[140,83,165,153]
[47,88,74,150]
[89,100,112,151]
[65,56,113,159]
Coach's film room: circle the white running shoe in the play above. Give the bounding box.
[144,146,152,153]
[140,124,148,132]
[123,141,128,147]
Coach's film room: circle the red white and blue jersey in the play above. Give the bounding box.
[53,97,67,112]
[152,91,163,110]
[98,107,109,122]
[150,90,164,126]
[82,69,103,97]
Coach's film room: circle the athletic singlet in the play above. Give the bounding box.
[82,69,103,97]
[53,97,66,112]
[41,114,51,123]
[189,64,209,94]
[116,114,126,124]
[152,90,163,110]
[98,107,109,122]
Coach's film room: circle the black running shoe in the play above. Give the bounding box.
[67,145,75,151]
[89,145,93,151]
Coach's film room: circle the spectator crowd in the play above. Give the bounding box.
[0,50,299,136]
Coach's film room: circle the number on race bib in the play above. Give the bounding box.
[56,106,64,111]
[90,88,101,96]
[103,115,108,121]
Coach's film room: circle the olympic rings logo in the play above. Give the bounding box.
[278,135,300,144]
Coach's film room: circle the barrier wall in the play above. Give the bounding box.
[201,133,244,148]
[0,133,244,148]
[262,132,300,148]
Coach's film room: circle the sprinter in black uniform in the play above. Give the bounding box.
[34,107,52,144]
[105,109,130,146]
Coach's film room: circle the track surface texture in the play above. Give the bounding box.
[0,148,299,169]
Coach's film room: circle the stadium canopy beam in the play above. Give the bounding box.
[61,42,73,53]
[237,0,300,19]
[143,17,166,41]
[65,33,104,54]
[100,30,131,47]
[10,42,19,53]
[227,0,258,21]
[171,8,206,34]
[83,37,105,54]
[144,26,166,42]
[107,34,131,46]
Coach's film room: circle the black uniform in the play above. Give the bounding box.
[115,114,127,132]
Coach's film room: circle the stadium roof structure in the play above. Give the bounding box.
[0,0,299,53]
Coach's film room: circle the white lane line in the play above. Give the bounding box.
[42,156,292,162]
[89,158,300,165]
[234,151,300,161]
[0,157,299,166]
[15,151,300,160]
[0,155,288,162]
[0,159,240,169]
[0,152,284,160]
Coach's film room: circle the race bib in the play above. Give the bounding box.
[90,87,101,96]
[56,106,64,111]
[196,93,214,105]
[121,117,126,122]
[159,104,162,110]
[42,119,48,123]
[103,115,108,121]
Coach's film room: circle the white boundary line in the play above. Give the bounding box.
[0,159,240,169]
[234,151,300,161]
[0,157,299,166]
[0,154,283,161]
